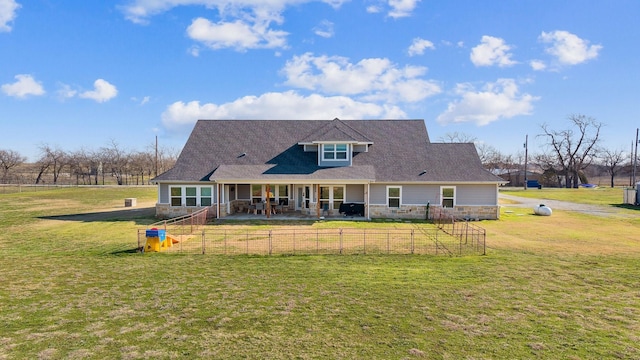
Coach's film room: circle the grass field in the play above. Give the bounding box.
[1,187,639,359]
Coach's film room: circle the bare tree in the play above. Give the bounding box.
[600,148,627,188]
[35,145,68,184]
[0,149,26,183]
[438,131,477,143]
[68,149,101,185]
[533,152,564,187]
[539,114,602,188]
[101,139,130,185]
[155,145,179,176]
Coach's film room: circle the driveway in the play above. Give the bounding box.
[499,193,633,218]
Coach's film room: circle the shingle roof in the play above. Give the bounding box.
[299,118,373,143]
[153,119,504,184]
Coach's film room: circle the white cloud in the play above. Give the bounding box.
[120,0,349,23]
[530,59,546,71]
[436,79,538,126]
[0,0,20,32]
[79,79,118,103]
[281,52,441,103]
[187,17,288,51]
[388,0,420,18]
[121,1,351,51]
[539,30,602,65]
[366,5,381,13]
[470,35,517,67]
[408,38,434,56]
[161,91,406,130]
[56,83,77,99]
[1,74,45,98]
[313,20,334,38]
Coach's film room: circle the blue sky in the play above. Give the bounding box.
[1,0,638,161]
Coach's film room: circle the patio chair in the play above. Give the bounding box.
[247,204,256,214]
[255,202,265,215]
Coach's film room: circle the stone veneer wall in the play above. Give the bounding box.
[370,204,500,220]
[447,205,500,220]
[156,203,500,220]
[369,205,427,219]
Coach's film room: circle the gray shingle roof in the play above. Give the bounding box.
[153,119,504,184]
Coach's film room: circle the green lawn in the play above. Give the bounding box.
[1,187,639,359]
[501,186,627,206]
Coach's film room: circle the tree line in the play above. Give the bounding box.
[0,140,178,186]
[2,114,636,188]
[442,114,636,188]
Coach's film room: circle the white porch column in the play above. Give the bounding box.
[366,183,371,220]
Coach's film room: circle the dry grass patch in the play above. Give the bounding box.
[483,207,640,255]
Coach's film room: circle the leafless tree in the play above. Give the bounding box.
[68,149,101,185]
[0,149,26,183]
[539,114,602,188]
[101,139,131,185]
[35,145,68,184]
[600,148,627,188]
[438,131,477,143]
[534,152,564,188]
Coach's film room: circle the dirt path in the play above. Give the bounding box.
[499,193,634,218]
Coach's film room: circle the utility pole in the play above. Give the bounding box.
[155,135,158,178]
[524,134,528,190]
[633,128,638,186]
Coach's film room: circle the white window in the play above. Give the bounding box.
[387,186,401,208]
[441,186,455,208]
[319,185,345,211]
[322,143,348,161]
[170,186,214,206]
[201,187,212,206]
[170,187,182,206]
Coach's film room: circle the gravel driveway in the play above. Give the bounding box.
[499,193,634,218]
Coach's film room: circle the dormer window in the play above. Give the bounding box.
[322,143,348,161]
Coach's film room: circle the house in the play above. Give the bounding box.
[152,119,505,220]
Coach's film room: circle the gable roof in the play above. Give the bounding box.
[153,119,504,184]
[298,118,373,144]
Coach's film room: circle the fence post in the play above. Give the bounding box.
[246,230,249,255]
[224,229,227,255]
[269,230,272,256]
[387,231,391,255]
[339,229,343,255]
[293,229,296,254]
[410,229,414,254]
[362,229,367,255]
[202,230,206,254]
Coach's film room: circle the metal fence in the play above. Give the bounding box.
[138,222,485,257]
[0,184,73,194]
[147,207,209,233]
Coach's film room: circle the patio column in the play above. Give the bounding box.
[366,183,371,220]
[316,184,321,218]
[216,183,221,219]
[266,184,271,218]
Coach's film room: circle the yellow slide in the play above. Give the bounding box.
[167,234,180,244]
